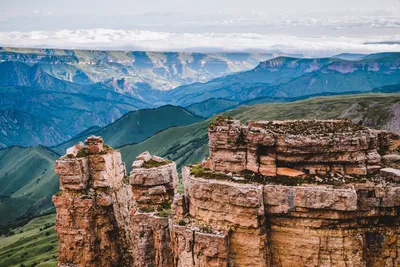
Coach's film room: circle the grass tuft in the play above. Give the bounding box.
[177,219,186,226]
[190,165,231,180]
[142,159,172,169]
[155,209,171,218]
[209,115,234,128]
[76,148,88,158]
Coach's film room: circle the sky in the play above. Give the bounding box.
[0,0,399,56]
[1,0,398,16]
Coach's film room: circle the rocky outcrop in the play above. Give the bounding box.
[130,152,178,267]
[53,138,176,267]
[53,136,133,267]
[176,170,400,266]
[54,119,400,267]
[186,118,400,266]
[206,118,400,177]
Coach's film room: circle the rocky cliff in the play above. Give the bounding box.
[53,118,400,266]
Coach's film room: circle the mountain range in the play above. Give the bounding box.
[0,49,276,148]
[160,53,400,107]
[0,61,150,147]
[0,47,276,91]
[1,49,400,148]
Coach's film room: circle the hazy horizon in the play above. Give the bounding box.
[0,0,399,56]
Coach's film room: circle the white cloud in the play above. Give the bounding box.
[194,15,400,29]
[0,29,399,57]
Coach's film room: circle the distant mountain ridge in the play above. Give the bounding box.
[0,47,278,92]
[0,109,65,148]
[0,61,151,148]
[160,53,400,107]
[1,50,400,148]
[0,49,283,148]
[158,56,338,106]
[52,105,204,155]
[332,53,367,60]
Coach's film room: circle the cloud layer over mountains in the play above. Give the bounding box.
[1,4,399,56]
[0,29,399,57]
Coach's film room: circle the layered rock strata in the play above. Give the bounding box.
[54,119,400,267]
[53,138,176,267]
[206,118,400,177]
[130,152,178,267]
[178,168,400,266]
[53,136,133,266]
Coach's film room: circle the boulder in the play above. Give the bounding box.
[85,135,104,154]
[382,154,400,168]
[136,151,152,162]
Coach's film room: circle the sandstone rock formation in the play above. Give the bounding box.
[53,137,176,267]
[53,136,133,266]
[206,118,399,177]
[54,118,400,266]
[130,152,178,267]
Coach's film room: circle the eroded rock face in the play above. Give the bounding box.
[53,136,133,267]
[129,152,177,267]
[53,140,176,267]
[54,120,400,267]
[176,168,400,266]
[207,119,400,178]
[180,118,400,266]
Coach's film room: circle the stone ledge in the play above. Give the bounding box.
[380,168,400,182]
[130,162,178,187]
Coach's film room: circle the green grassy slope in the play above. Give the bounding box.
[120,119,210,173]
[52,105,204,155]
[186,98,239,117]
[119,93,400,172]
[372,83,400,93]
[0,214,57,267]
[0,146,59,227]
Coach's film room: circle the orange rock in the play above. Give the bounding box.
[277,167,306,178]
[259,165,277,176]
[201,158,213,170]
